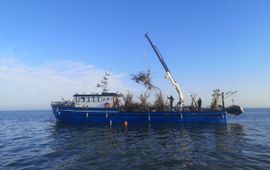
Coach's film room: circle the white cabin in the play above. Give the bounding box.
[74,92,122,108]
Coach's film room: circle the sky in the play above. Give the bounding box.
[0,0,270,110]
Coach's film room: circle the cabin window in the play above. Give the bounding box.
[86,97,90,102]
[75,97,80,102]
[97,97,101,102]
[107,98,110,101]
[93,97,96,102]
[81,97,85,102]
[101,98,105,101]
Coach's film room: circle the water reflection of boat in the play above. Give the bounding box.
[48,122,248,169]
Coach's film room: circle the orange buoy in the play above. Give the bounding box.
[124,121,128,127]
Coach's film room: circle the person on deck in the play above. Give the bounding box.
[198,97,202,110]
[168,95,174,110]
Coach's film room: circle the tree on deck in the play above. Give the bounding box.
[138,92,150,112]
[123,92,134,112]
[152,92,170,112]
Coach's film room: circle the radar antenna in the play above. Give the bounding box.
[97,72,110,93]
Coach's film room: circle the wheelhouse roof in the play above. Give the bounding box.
[73,92,122,97]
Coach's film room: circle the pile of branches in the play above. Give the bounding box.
[125,69,170,112]
[152,92,170,112]
[131,69,157,90]
[138,93,150,112]
[121,92,170,112]
[122,92,134,112]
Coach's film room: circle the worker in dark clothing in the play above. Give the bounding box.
[167,95,174,110]
[198,97,202,110]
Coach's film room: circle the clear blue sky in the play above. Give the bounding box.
[0,0,270,109]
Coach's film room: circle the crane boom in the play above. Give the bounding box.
[144,33,184,107]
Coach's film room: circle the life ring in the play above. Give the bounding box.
[104,102,111,108]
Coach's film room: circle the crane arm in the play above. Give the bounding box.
[144,33,184,107]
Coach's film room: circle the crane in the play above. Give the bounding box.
[144,33,184,107]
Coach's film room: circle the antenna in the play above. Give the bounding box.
[97,72,111,93]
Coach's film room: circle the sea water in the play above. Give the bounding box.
[0,108,270,169]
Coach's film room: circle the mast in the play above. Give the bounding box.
[97,72,110,93]
[144,33,184,107]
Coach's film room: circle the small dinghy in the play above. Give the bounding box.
[226,105,244,115]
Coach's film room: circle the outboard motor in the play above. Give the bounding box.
[226,105,244,115]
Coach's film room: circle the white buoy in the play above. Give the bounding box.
[86,112,88,118]
[58,111,61,115]
[148,114,151,121]
[180,114,183,119]
[110,120,112,127]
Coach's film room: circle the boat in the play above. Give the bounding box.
[226,105,244,115]
[51,33,243,124]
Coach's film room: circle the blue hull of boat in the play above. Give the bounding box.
[52,106,227,124]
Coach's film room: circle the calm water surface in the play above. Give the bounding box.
[0,109,270,169]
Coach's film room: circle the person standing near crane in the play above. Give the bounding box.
[198,97,202,110]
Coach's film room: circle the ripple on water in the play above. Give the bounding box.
[1,110,270,169]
